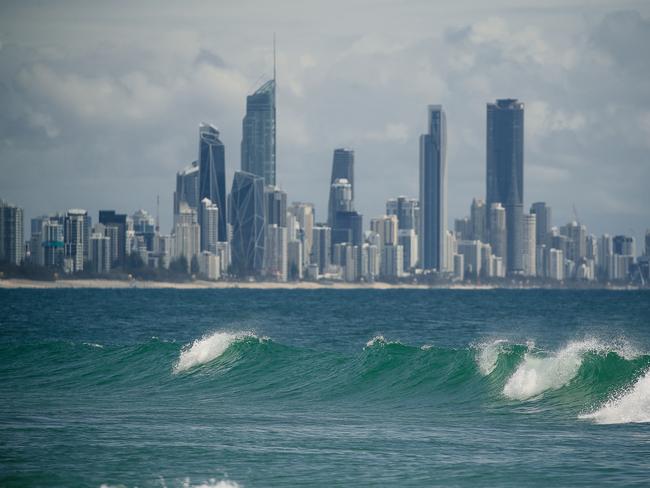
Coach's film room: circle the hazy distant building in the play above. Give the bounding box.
[370,215,399,248]
[311,226,331,274]
[264,224,288,281]
[99,210,127,266]
[561,221,587,263]
[90,232,111,274]
[419,105,447,271]
[458,240,483,279]
[328,148,354,226]
[229,171,265,278]
[0,200,24,265]
[64,209,87,272]
[454,217,472,241]
[173,202,200,266]
[530,202,551,247]
[398,229,418,271]
[174,161,199,218]
[613,235,635,257]
[487,99,524,274]
[265,187,288,227]
[548,248,564,281]
[242,79,276,186]
[386,196,419,231]
[489,203,507,265]
[198,123,227,243]
[288,202,314,264]
[522,213,537,276]
[199,198,219,253]
[470,198,487,243]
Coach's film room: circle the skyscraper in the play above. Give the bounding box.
[174,160,199,218]
[386,196,419,231]
[198,123,227,243]
[64,209,87,272]
[530,202,551,247]
[241,74,276,186]
[0,200,24,265]
[487,99,524,274]
[489,203,507,264]
[99,210,127,266]
[522,213,537,276]
[311,226,331,274]
[288,202,314,263]
[470,198,487,243]
[229,171,265,278]
[419,105,447,271]
[199,198,219,253]
[265,187,288,227]
[328,148,354,226]
[173,202,200,266]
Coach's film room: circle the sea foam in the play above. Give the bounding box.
[503,339,635,401]
[174,331,257,373]
[580,369,650,424]
[475,339,508,375]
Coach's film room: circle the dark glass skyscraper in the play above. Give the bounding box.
[229,171,265,278]
[327,148,354,226]
[419,105,447,271]
[486,99,524,274]
[241,79,276,186]
[198,123,227,243]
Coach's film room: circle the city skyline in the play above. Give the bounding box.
[0,2,648,246]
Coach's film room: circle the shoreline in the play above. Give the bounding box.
[0,278,643,290]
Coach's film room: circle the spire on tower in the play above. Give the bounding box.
[273,32,276,82]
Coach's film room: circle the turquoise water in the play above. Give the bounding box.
[1,289,649,487]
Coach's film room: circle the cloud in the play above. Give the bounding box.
[0,2,648,242]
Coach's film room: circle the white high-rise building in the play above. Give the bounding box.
[548,248,564,281]
[173,202,200,266]
[90,232,111,273]
[288,202,314,266]
[489,203,507,268]
[522,213,536,276]
[64,209,87,273]
[265,224,288,282]
[398,229,418,272]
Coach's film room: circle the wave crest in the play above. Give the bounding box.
[580,369,650,424]
[174,331,259,373]
[503,339,640,401]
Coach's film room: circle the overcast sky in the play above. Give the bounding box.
[0,0,648,242]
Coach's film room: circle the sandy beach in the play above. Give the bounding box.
[0,278,496,290]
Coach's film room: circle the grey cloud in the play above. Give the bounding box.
[0,2,648,242]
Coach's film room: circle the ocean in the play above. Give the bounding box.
[1,289,649,487]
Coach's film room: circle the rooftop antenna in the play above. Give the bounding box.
[273,32,277,82]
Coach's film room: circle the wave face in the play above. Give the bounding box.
[4,333,648,423]
[580,369,650,424]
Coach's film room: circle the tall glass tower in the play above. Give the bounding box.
[198,123,227,243]
[419,105,447,271]
[229,171,265,278]
[327,148,354,226]
[241,77,276,186]
[486,99,524,274]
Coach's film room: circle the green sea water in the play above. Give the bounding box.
[1,289,649,487]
